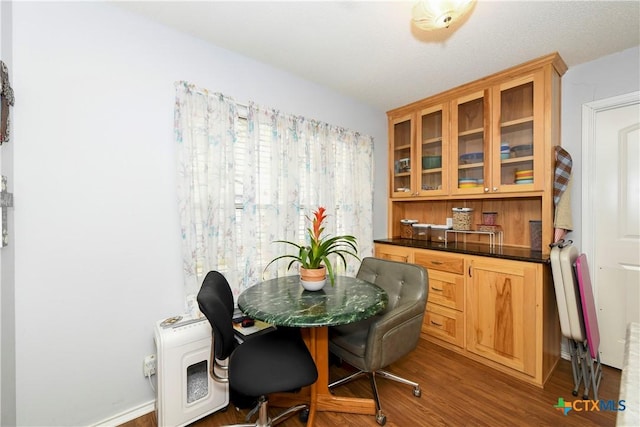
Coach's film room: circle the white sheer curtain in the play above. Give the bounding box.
[174,83,242,297]
[175,81,374,298]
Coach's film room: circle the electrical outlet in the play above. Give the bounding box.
[143,354,156,377]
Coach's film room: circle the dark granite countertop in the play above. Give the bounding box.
[374,238,549,264]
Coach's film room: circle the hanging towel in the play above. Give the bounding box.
[554,176,573,241]
[554,146,572,206]
[554,146,573,242]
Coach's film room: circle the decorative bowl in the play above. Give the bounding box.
[515,169,533,175]
[515,169,533,180]
[510,144,533,157]
[458,178,479,188]
[458,178,477,185]
[300,279,326,291]
[459,152,484,164]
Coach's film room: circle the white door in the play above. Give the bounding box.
[583,92,640,368]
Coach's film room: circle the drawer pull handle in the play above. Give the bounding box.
[431,287,443,292]
[430,320,443,327]
[431,260,443,265]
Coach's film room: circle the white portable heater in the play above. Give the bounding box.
[154,316,229,427]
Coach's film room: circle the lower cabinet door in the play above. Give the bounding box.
[465,257,539,376]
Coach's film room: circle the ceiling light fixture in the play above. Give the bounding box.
[412,0,476,31]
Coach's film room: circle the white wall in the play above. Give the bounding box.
[561,46,640,251]
[11,2,385,426]
[0,0,16,426]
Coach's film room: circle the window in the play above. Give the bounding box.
[175,83,374,296]
[230,115,312,275]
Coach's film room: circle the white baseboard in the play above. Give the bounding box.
[91,400,155,427]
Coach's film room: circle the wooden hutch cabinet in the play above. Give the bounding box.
[386,53,566,252]
[378,53,567,387]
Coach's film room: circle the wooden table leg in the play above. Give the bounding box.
[269,326,376,426]
[306,328,318,426]
[312,327,376,417]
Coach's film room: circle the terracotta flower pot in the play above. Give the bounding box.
[300,266,327,291]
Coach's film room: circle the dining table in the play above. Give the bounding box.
[237,275,388,425]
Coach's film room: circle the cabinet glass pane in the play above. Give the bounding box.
[499,82,534,186]
[393,119,412,193]
[420,110,443,191]
[457,98,484,189]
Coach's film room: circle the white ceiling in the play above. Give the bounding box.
[115,1,640,111]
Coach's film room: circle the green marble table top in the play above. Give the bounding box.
[237,275,388,328]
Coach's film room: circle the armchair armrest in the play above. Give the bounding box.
[365,299,426,369]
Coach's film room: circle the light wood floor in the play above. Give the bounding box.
[123,339,621,427]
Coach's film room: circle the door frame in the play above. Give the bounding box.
[581,91,640,286]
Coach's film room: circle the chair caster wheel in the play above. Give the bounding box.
[376,412,387,425]
[583,395,589,400]
[413,387,421,397]
[572,391,578,396]
[299,408,309,422]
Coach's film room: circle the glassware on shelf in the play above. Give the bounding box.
[456,96,485,191]
[498,81,535,187]
[393,118,413,195]
[420,108,444,194]
[482,212,498,225]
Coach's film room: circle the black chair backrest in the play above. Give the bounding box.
[197,271,236,360]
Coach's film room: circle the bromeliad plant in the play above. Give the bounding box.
[264,207,359,286]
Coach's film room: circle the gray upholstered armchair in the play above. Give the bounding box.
[328,257,428,426]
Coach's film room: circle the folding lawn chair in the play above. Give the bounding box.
[574,253,602,400]
[549,241,602,400]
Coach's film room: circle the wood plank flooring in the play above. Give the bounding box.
[122,339,622,427]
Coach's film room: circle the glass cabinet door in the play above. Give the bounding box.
[493,73,543,192]
[391,115,414,197]
[417,105,448,196]
[452,92,487,194]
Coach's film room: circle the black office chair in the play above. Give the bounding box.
[328,257,428,425]
[197,271,318,427]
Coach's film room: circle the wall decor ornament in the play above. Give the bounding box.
[0,60,15,145]
[0,176,13,247]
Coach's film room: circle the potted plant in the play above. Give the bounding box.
[264,206,359,289]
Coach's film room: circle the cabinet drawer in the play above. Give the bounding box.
[427,270,464,311]
[414,251,464,275]
[423,303,464,348]
[374,244,413,263]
